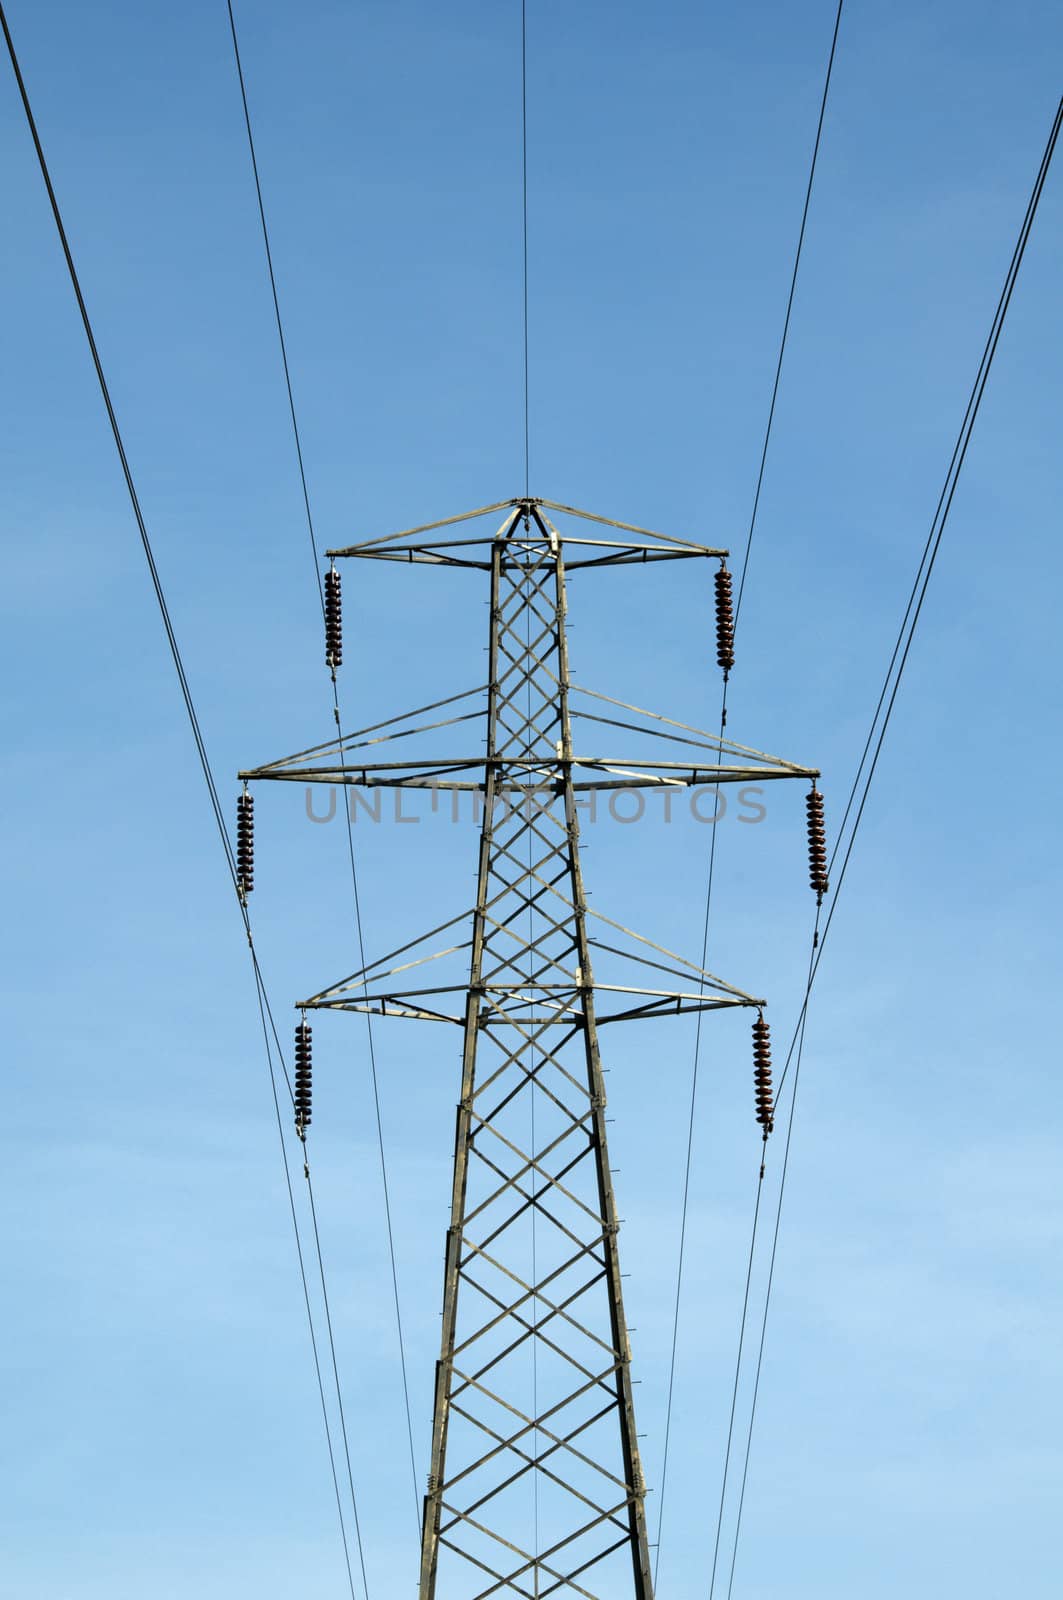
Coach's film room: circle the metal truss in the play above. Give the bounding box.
[241,499,817,1599]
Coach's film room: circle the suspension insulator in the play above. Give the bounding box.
[714,565,735,677]
[236,790,254,896]
[752,1013,773,1135]
[294,1020,313,1135]
[806,786,829,902]
[325,566,342,669]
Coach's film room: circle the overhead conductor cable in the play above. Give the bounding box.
[724,87,1063,1600]
[223,0,421,1537]
[0,10,370,1596]
[658,5,847,1587]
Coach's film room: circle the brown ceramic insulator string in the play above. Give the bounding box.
[236,787,255,899]
[295,1017,314,1137]
[325,564,343,669]
[714,565,736,678]
[751,1015,774,1137]
[805,786,829,903]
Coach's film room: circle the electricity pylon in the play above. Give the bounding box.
[241,497,818,1599]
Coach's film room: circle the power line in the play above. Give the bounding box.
[651,765,725,1583]
[253,967,366,1600]
[734,0,844,628]
[0,2,237,893]
[722,912,817,1600]
[521,0,530,497]
[723,942,813,1600]
[705,1163,766,1600]
[654,4,845,1579]
[0,8,369,1594]
[223,0,422,1536]
[224,0,325,616]
[334,764,422,1537]
[778,87,1063,1112]
[724,89,1063,1595]
[305,1164,373,1599]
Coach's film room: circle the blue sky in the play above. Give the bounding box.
[2,1,1061,1596]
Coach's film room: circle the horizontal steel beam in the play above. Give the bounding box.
[239,761,818,787]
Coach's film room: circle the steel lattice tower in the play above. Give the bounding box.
[241,498,817,1599]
